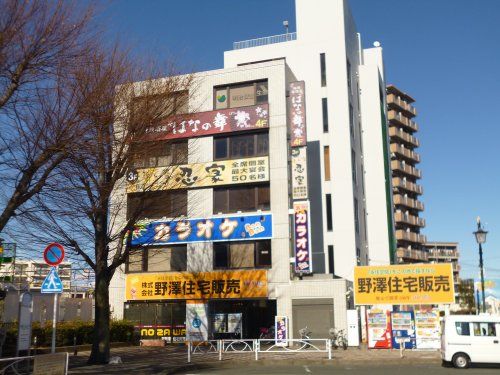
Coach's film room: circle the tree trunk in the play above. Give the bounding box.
[88,267,111,364]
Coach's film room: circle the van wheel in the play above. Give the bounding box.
[452,353,470,369]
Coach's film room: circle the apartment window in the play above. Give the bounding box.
[320,53,327,87]
[214,184,270,214]
[324,146,331,181]
[131,140,188,168]
[131,91,188,124]
[354,197,360,233]
[326,194,333,231]
[351,149,357,185]
[214,240,271,269]
[346,60,352,94]
[126,245,187,273]
[349,104,355,138]
[328,245,334,275]
[214,80,268,109]
[127,190,187,220]
[214,132,268,160]
[322,98,329,132]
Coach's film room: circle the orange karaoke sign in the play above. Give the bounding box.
[354,263,455,305]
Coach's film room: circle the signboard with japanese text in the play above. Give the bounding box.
[291,147,308,200]
[125,269,268,301]
[127,156,269,193]
[143,104,269,141]
[293,201,312,273]
[131,214,272,246]
[354,264,455,305]
[289,81,307,147]
[275,316,288,346]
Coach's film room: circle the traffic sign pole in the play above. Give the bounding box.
[52,292,58,353]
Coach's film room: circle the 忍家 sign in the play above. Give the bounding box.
[354,264,455,305]
[127,156,269,192]
[291,147,308,199]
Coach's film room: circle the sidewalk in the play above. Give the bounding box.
[68,345,442,374]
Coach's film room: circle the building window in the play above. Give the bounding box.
[324,146,331,181]
[354,197,360,234]
[349,104,354,138]
[351,149,357,185]
[322,98,329,132]
[131,140,188,168]
[326,194,333,231]
[346,59,352,94]
[126,245,187,273]
[213,240,271,269]
[214,80,268,109]
[214,184,270,214]
[214,132,268,160]
[127,190,187,220]
[320,53,327,87]
[328,245,334,275]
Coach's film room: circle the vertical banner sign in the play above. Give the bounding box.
[17,292,33,352]
[186,302,208,342]
[291,147,308,199]
[275,316,288,346]
[293,201,312,273]
[289,81,307,147]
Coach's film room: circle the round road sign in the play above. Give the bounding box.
[43,243,65,266]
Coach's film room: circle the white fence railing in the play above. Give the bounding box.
[187,339,332,362]
[233,32,297,50]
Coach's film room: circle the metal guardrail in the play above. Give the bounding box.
[233,32,297,50]
[0,355,34,375]
[187,339,332,362]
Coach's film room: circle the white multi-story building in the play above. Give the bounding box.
[109,0,393,343]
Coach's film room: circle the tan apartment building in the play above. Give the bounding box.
[387,85,427,263]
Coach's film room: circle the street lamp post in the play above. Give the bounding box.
[473,217,488,314]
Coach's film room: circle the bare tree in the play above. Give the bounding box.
[0,0,95,232]
[16,45,197,363]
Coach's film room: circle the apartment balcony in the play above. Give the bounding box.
[395,212,426,227]
[388,110,419,133]
[391,160,422,179]
[396,230,427,244]
[396,248,428,262]
[393,194,425,211]
[387,94,417,117]
[389,126,420,147]
[392,178,424,195]
[428,250,460,259]
[390,143,421,164]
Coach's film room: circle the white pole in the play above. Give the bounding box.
[52,293,58,353]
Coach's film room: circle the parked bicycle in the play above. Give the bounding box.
[298,326,312,348]
[259,326,275,339]
[329,328,348,350]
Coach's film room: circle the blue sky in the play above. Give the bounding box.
[99,0,500,280]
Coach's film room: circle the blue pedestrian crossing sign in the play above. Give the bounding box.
[41,267,63,293]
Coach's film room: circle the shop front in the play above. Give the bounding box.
[124,269,270,343]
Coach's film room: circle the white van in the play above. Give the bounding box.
[441,314,500,368]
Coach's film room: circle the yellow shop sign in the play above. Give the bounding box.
[126,270,268,301]
[354,263,455,305]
